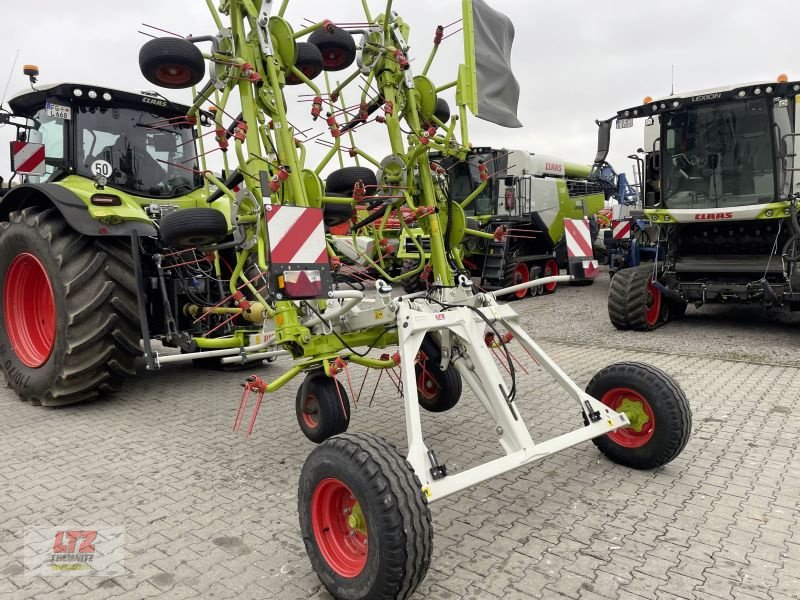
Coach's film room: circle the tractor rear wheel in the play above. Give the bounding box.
[415,338,462,413]
[585,362,692,469]
[608,265,662,331]
[296,373,351,444]
[0,208,140,406]
[298,433,433,600]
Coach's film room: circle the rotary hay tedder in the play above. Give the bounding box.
[4,0,693,598]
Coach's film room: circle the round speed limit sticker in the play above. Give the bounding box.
[90,160,112,178]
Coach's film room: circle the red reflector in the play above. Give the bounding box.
[282,270,323,298]
[91,194,121,206]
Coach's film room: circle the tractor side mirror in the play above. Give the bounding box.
[595,119,612,164]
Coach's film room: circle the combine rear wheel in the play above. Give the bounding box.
[585,362,691,469]
[299,433,433,600]
[0,208,140,405]
[608,265,662,330]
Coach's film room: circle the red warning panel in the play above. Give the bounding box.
[10,141,46,175]
[265,205,331,299]
[612,220,632,240]
[564,218,599,280]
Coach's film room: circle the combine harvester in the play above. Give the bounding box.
[596,75,800,330]
[391,148,607,297]
[0,1,692,598]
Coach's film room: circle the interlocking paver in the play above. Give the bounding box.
[2,281,800,600]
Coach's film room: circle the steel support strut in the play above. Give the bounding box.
[396,297,630,503]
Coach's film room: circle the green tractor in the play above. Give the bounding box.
[0,73,263,405]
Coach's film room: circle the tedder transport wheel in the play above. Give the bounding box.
[287,42,324,85]
[585,362,691,470]
[608,265,662,331]
[299,432,433,600]
[415,337,462,413]
[308,25,357,71]
[325,166,378,196]
[159,208,229,248]
[400,260,427,294]
[296,373,351,443]
[0,208,140,406]
[139,37,206,89]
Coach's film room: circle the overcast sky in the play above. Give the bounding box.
[1,0,797,185]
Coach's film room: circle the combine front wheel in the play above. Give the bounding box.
[299,433,433,600]
[585,362,691,469]
[608,265,662,330]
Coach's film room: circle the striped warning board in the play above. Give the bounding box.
[564,218,599,279]
[10,141,46,175]
[265,205,327,265]
[612,219,632,240]
[265,205,331,299]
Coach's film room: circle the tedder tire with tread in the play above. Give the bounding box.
[308,26,357,71]
[400,259,427,294]
[325,166,378,195]
[287,42,324,85]
[415,337,462,413]
[298,432,433,600]
[585,361,691,470]
[608,265,662,330]
[159,208,229,248]
[139,37,206,89]
[296,373,351,443]
[0,208,140,406]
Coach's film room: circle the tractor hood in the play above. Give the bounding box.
[8,83,193,118]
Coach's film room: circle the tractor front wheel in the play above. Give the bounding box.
[585,361,691,469]
[608,265,662,330]
[296,373,351,444]
[0,208,140,405]
[298,433,433,600]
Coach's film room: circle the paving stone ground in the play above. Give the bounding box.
[2,278,800,600]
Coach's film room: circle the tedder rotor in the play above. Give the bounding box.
[135,1,693,597]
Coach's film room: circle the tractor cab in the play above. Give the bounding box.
[437,147,497,217]
[6,82,203,198]
[597,76,800,214]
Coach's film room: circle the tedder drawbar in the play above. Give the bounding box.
[0,1,692,598]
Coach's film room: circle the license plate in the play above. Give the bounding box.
[46,102,71,120]
[616,118,633,129]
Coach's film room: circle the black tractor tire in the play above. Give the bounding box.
[415,337,462,413]
[0,208,140,406]
[298,432,433,600]
[585,361,692,470]
[323,192,354,228]
[308,26,357,72]
[325,166,378,196]
[296,373,351,444]
[287,42,324,85]
[400,260,427,294]
[139,37,206,89]
[159,208,229,248]
[608,265,662,331]
[433,97,451,124]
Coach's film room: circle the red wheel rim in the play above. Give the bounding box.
[543,259,559,293]
[416,351,440,401]
[4,253,56,368]
[645,281,662,327]
[512,263,529,299]
[311,478,368,578]
[600,388,655,448]
[155,64,192,86]
[301,394,321,429]
[322,49,345,68]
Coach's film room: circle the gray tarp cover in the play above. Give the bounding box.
[472,0,523,128]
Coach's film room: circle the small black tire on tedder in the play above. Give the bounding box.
[296,372,351,444]
[585,361,692,470]
[159,207,230,248]
[298,433,433,600]
[287,42,324,85]
[139,37,206,89]
[415,338,462,413]
[308,25,357,72]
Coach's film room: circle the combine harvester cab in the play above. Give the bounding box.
[596,76,800,330]
[397,147,606,298]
